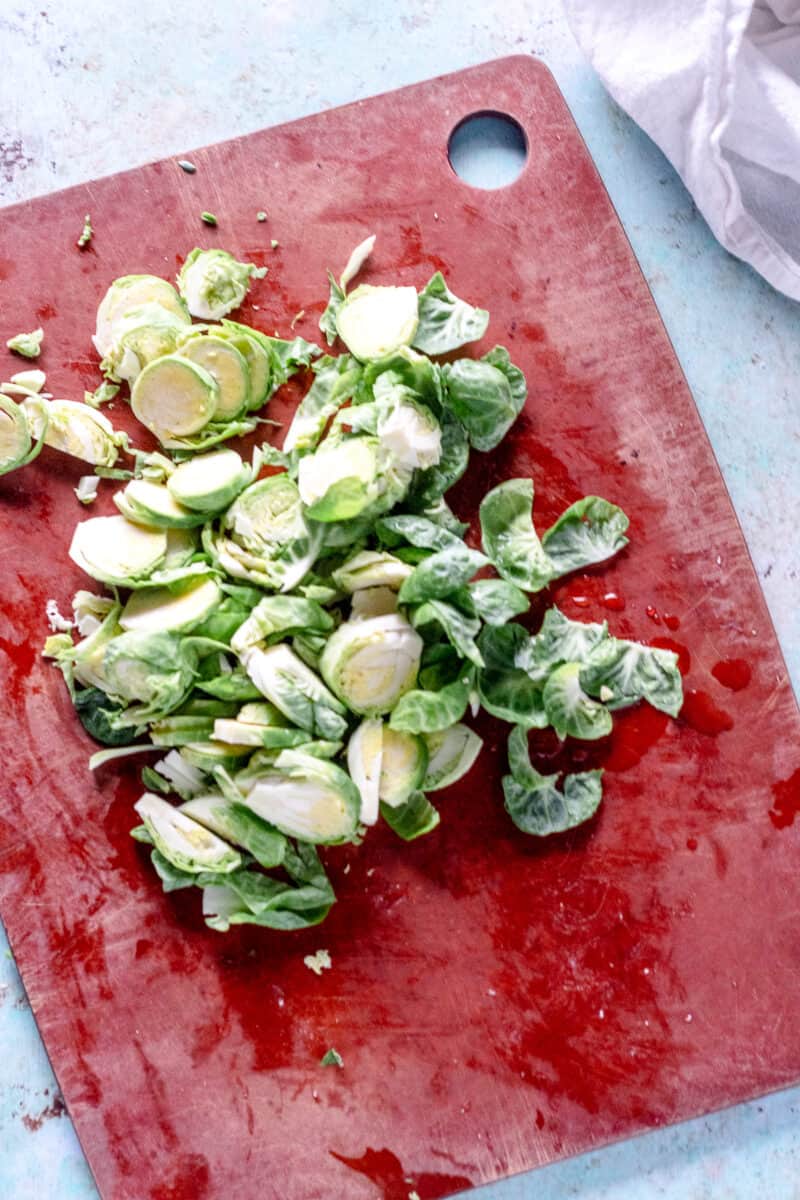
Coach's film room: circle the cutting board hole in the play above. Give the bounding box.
[448,112,528,188]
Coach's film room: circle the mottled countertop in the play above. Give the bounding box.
[1,1,798,1197]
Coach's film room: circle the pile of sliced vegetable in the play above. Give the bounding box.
[4,235,684,933]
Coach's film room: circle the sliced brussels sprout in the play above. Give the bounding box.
[319,612,423,716]
[69,602,123,691]
[120,577,222,634]
[0,395,46,477]
[350,586,399,620]
[297,435,382,522]
[215,324,271,410]
[335,284,419,361]
[93,274,189,358]
[8,368,46,393]
[20,398,125,467]
[179,794,286,869]
[178,334,251,420]
[219,473,321,592]
[177,248,265,320]
[102,629,196,710]
[100,302,191,384]
[131,353,220,442]
[133,792,241,874]
[115,479,206,529]
[242,644,347,739]
[331,549,413,593]
[379,727,428,807]
[422,723,483,790]
[69,514,167,586]
[166,448,250,513]
[242,751,361,844]
[180,741,254,772]
[346,718,383,825]
[375,393,441,470]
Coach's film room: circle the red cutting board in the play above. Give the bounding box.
[1,56,800,1200]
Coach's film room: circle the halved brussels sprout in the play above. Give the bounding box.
[297,435,382,522]
[379,727,428,807]
[423,723,483,790]
[134,792,241,874]
[242,750,361,844]
[346,718,383,825]
[120,577,222,635]
[336,284,419,361]
[319,612,423,716]
[177,248,265,320]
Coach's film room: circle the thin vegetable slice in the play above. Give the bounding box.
[131,354,219,441]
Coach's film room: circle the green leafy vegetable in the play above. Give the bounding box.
[541,496,630,575]
[442,348,525,451]
[542,662,613,741]
[479,478,555,592]
[503,727,603,837]
[413,272,489,356]
[381,792,440,840]
[579,638,683,716]
[398,545,487,605]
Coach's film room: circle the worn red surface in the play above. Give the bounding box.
[1,57,799,1200]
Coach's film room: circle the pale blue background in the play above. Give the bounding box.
[2,1,799,1196]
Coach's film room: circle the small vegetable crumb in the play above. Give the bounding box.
[9,369,46,393]
[257,211,267,222]
[46,598,74,633]
[77,214,93,249]
[178,160,197,174]
[3,949,12,960]
[252,266,268,280]
[200,211,218,226]
[320,1048,343,1068]
[290,309,305,329]
[74,476,100,505]
[270,239,280,249]
[303,948,332,976]
[7,328,43,359]
[84,381,120,409]
[599,685,614,702]
[409,1192,421,1200]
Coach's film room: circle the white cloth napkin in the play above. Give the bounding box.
[563,0,800,300]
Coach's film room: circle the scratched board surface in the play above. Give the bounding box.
[1,57,799,1200]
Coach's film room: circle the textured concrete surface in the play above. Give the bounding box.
[1,1,799,1197]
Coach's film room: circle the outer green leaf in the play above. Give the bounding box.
[389,674,472,734]
[479,478,555,592]
[469,578,530,625]
[411,599,484,667]
[531,607,608,673]
[407,408,469,505]
[579,638,683,716]
[74,687,140,746]
[542,662,613,741]
[442,347,524,451]
[150,848,197,892]
[398,545,487,604]
[412,272,489,355]
[319,271,346,346]
[283,354,361,453]
[503,768,604,836]
[541,496,630,576]
[481,346,527,419]
[377,513,462,553]
[380,792,440,840]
